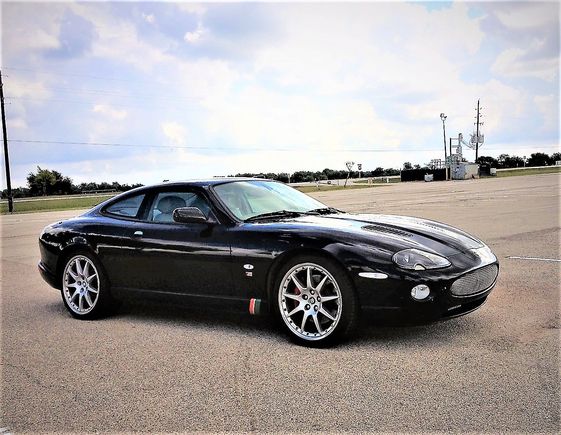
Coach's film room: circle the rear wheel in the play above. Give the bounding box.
[275,256,358,347]
[61,252,113,319]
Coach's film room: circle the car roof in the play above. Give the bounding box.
[93,178,278,213]
[143,178,276,189]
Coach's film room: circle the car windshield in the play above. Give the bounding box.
[213,180,327,221]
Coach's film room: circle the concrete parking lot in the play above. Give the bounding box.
[1,174,559,432]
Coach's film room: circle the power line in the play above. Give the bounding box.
[4,96,202,111]
[4,83,203,104]
[7,139,423,152]
[1,66,134,82]
[6,139,559,153]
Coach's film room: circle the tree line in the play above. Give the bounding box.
[476,152,560,169]
[229,167,401,183]
[233,152,560,182]
[2,167,143,199]
[2,151,559,198]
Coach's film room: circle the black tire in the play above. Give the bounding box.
[273,254,359,347]
[60,250,115,320]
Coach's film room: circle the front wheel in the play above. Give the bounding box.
[61,252,113,319]
[275,256,359,347]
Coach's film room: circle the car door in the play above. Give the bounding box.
[119,188,234,297]
[95,191,151,289]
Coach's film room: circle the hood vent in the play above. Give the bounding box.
[362,224,411,237]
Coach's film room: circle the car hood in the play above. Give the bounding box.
[262,213,485,256]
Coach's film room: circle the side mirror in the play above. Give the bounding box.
[172,207,209,224]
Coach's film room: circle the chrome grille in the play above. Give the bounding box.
[450,264,498,297]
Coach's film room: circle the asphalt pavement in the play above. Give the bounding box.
[1,174,559,433]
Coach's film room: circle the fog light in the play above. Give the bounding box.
[411,284,430,301]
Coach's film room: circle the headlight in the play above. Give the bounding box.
[392,249,451,270]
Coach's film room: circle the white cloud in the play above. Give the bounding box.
[1,3,63,57]
[492,46,558,82]
[184,30,201,43]
[254,2,484,96]
[534,94,558,131]
[7,117,28,130]
[7,77,52,99]
[184,23,205,44]
[161,122,187,145]
[205,86,402,152]
[93,104,128,120]
[177,3,206,16]
[492,2,558,29]
[142,13,155,24]
[71,3,171,73]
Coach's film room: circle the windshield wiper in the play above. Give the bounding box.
[245,210,306,222]
[245,207,343,222]
[307,207,344,215]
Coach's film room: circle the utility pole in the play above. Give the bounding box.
[475,99,482,162]
[440,113,448,180]
[0,69,13,213]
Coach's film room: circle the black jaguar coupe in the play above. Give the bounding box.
[39,179,499,346]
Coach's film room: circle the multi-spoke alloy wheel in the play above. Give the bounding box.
[278,262,343,341]
[62,254,101,316]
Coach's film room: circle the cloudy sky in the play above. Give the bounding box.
[1,1,559,187]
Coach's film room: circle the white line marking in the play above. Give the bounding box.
[507,256,561,263]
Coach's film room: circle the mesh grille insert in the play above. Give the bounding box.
[450,264,498,297]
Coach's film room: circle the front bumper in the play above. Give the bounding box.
[360,278,495,323]
[355,249,499,322]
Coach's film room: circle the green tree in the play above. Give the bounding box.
[27,166,73,196]
[497,154,525,168]
[527,153,551,167]
[476,156,499,167]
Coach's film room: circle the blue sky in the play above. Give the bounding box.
[1,1,559,187]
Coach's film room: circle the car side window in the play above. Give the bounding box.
[147,191,211,223]
[105,194,146,218]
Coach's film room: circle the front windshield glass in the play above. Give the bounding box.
[213,180,326,220]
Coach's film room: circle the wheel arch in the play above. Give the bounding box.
[265,246,356,311]
[56,238,99,287]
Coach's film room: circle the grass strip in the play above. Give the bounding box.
[1,195,115,214]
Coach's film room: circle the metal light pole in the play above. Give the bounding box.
[440,113,448,180]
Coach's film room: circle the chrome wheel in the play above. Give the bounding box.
[62,255,100,315]
[278,262,342,341]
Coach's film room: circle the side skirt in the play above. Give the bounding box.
[112,287,269,314]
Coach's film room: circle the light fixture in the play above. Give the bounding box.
[411,284,431,301]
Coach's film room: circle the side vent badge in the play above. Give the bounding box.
[244,264,254,277]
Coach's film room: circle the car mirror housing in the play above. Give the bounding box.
[172,207,209,224]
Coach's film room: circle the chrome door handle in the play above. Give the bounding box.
[133,230,143,237]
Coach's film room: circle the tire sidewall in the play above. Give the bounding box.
[273,254,358,347]
[60,250,111,320]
